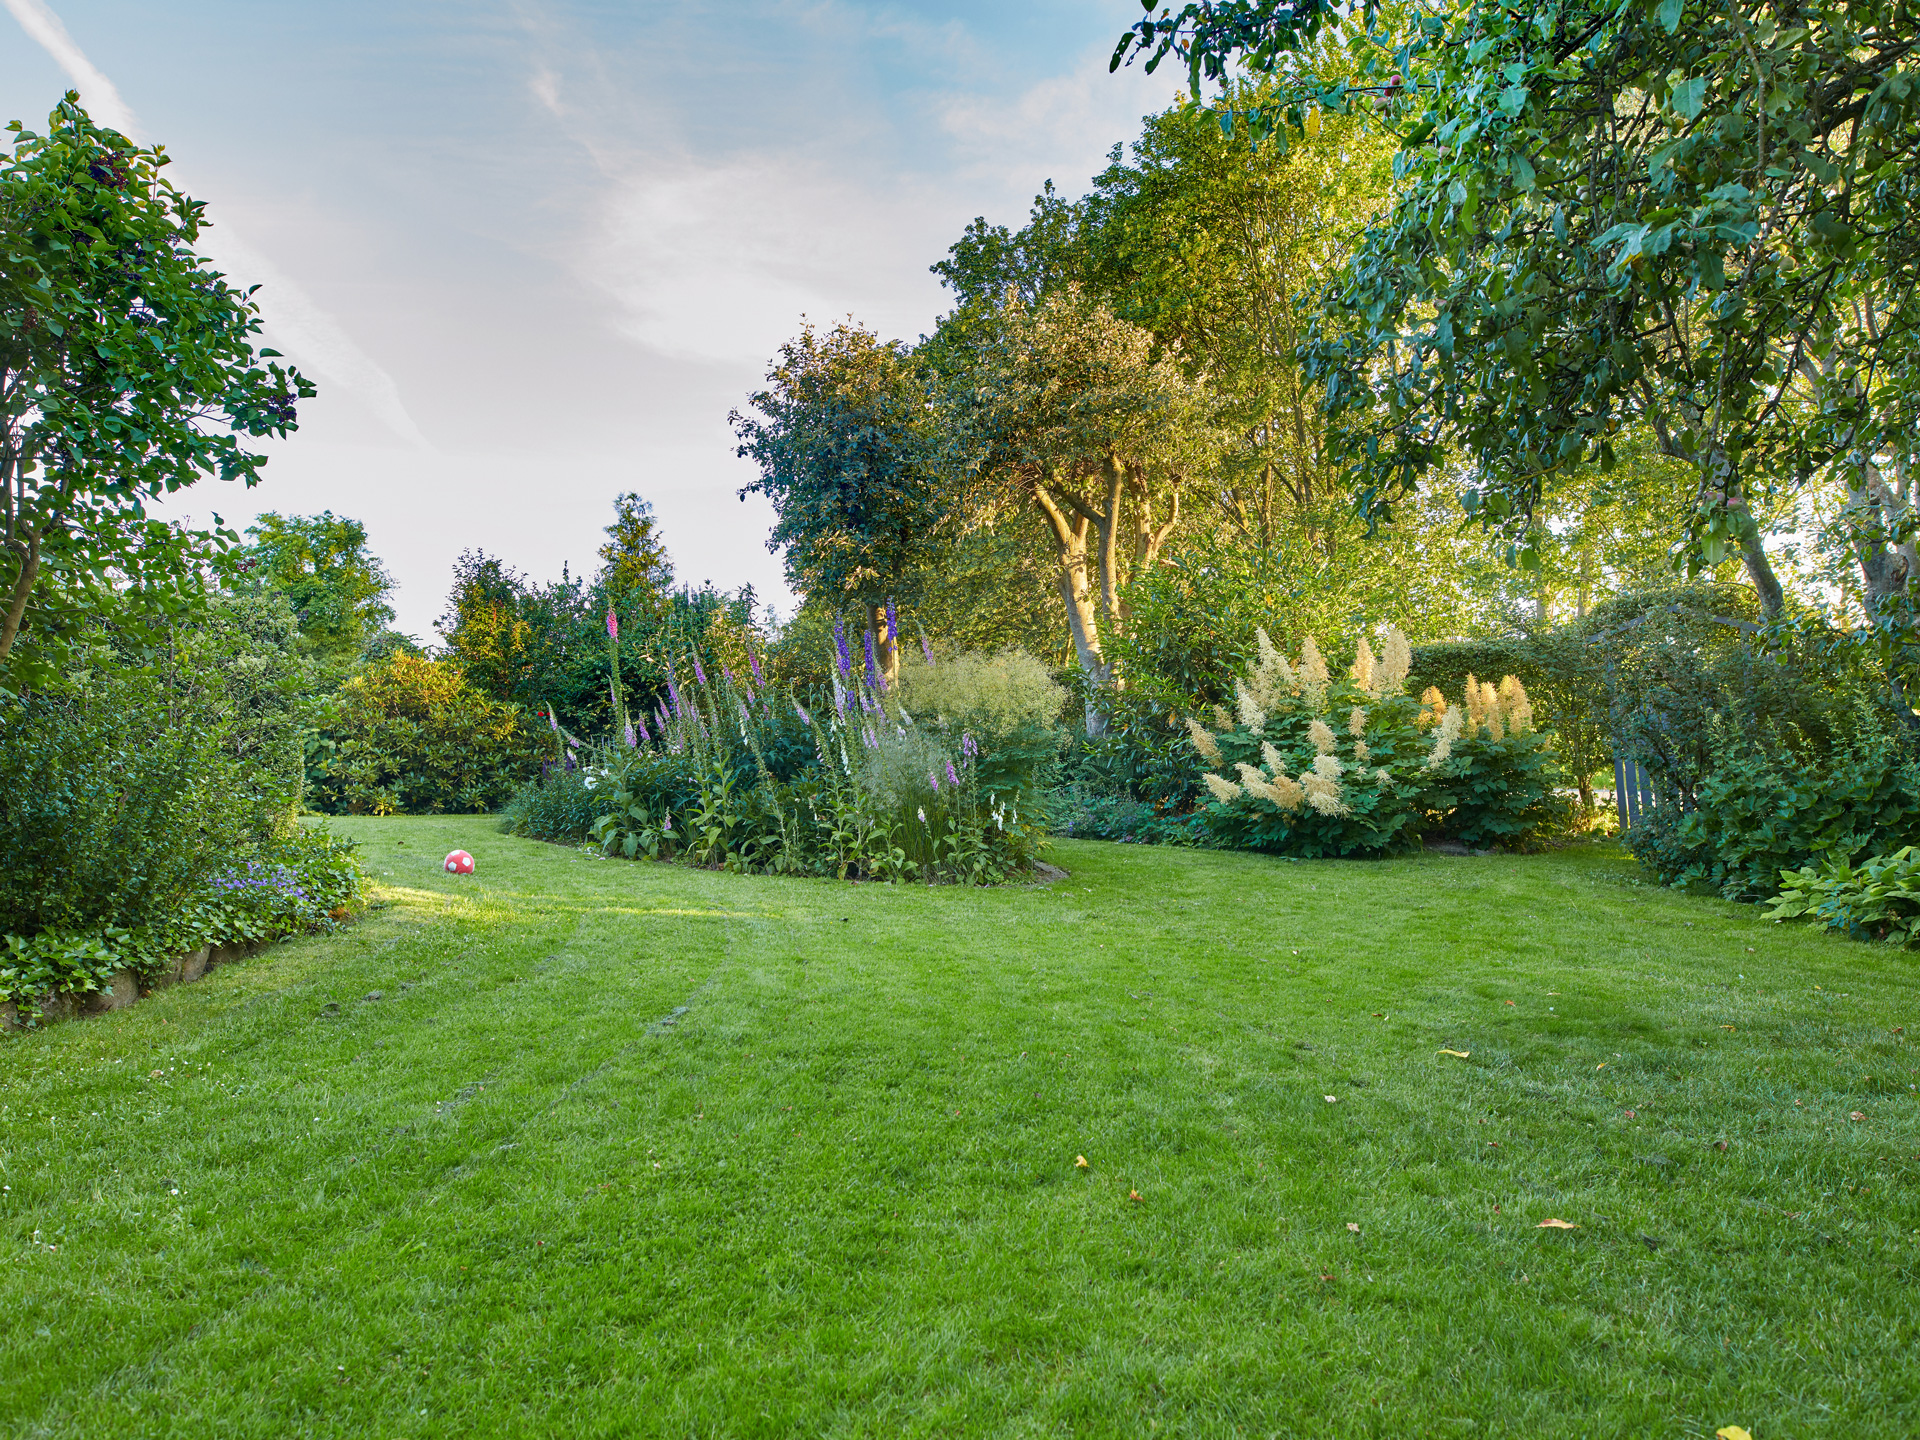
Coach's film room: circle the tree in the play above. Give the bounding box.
[1112,0,1920,633]
[234,511,397,667]
[1078,81,1393,556]
[733,322,954,680]
[947,287,1226,728]
[599,492,673,612]
[1,95,310,689]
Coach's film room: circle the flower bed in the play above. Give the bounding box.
[0,827,365,1029]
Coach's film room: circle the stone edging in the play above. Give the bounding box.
[0,939,270,1034]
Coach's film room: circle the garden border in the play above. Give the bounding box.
[0,938,274,1034]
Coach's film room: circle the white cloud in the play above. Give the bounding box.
[3,0,435,452]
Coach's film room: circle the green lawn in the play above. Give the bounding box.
[4,819,1917,1437]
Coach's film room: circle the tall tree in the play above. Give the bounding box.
[948,287,1225,728]
[733,322,954,679]
[235,512,397,667]
[598,491,674,612]
[1113,0,1920,630]
[1078,81,1392,555]
[1,95,310,689]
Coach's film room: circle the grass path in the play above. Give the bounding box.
[3,819,1917,1437]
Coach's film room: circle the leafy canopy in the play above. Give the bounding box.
[1,94,310,689]
[1113,0,1920,620]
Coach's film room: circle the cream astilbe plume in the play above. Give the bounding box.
[1308,718,1338,754]
[1251,627,1297,709]
[1264,771,1306,812]
[1261,740,1286,774]
[1351,636,1376,691]
[1374,766,1393,785]
[1463,674,1486,731]
[1312,751,1344,782]
[1354,739,1371,763]
[1235,761,1268,791]
[1349,705,1368,736]
[1203,772,1241,804]
[1212,703,1233,730]
[1376,626,1413,696]
[1426,704,1464,768]
[1185,716,1223,766]
[1235,678,1267,731]
[1298,635,1330,709]
[1301,772,1348,816]
[1481,681,1505,741]
[1500,675,1535,731]
[1418,685,1447,727]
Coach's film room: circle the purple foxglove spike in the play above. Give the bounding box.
[946,761,959,787]
[928,769,940,793]
[920,631,934,663]
[625,723,637,747]
[748,641,762,683]
[693,652,708,685]
[606,607,618,640]
[637,714,651,743]
[794,701,811,726]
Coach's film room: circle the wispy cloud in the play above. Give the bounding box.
[530,29,1177,370]
[2,0,435,452]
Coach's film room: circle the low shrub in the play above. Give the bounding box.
[1766,846,1920,946]
[589,632,1049,883]
[1627,730,1920,899]
[310,653,540,814]
[497,764,618,843]
[2,825,365,1023]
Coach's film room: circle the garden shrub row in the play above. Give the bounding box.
[0,603,366,1027]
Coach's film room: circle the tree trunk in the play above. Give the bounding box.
[1032,480,1112,735]
[0,529,39,666]
[867,603,900,686]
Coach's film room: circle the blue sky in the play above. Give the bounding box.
[1,0,1182,637]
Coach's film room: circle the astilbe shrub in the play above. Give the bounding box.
[1188,625,1567,857]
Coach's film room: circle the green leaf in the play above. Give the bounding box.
[1656,0,1684,34]
[1669,77,1706,119]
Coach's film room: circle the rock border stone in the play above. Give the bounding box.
[0,938,277,1034]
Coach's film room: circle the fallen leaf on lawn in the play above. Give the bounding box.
[1075,1155,1090,1170]
[1347,1222,1361,1232]
[1596,1063,1608,1070]
[1721,1025,1736,1031]
[1715,1427,1753,1440]
[1439,1049,1470,1059]
[1624,1110,1637,1118]
[1850,1111,1866,1122]
[1372,1012,1384,1018]
[1324,1095,1339,1103]
[1537,1218,1580,1229]
[1505,1001,1516,1006]
[1128,1190,1142,1202]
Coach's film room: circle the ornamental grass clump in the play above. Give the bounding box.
[1186,625,1567,857]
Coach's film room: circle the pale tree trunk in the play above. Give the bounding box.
[866,602,900,686]
[1032,479,1113,734]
